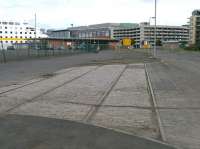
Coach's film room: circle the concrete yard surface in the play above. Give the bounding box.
[0,63,177,149]
[146,49,200,149]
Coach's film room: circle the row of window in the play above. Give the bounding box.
[0,36,33,39]
[0,31,36,34]
[0,26,35,30]
[0,40,27,43]
[0,22,27,25]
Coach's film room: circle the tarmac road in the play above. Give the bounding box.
[146,49,200,149]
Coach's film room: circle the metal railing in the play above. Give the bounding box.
[0,43,111,63]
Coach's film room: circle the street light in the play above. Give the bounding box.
[154,0,157,57]
[149,17,155,25]
[149,17,155,51]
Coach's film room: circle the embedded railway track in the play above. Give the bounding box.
[0,63,166,142]
[144,63,166,142]
[0,68,74,95]
[0,66,99,116]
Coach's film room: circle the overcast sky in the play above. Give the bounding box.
[0,0,199,29]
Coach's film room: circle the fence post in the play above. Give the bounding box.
[2,50,6,63]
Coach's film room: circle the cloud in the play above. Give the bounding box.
[0,0,198,29]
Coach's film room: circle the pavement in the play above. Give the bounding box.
[0,61,176,149]
[146,49,200,149]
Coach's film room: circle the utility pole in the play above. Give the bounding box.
[35,13,37,51]
[154,0,157,57]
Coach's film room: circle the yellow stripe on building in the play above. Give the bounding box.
[0,38,31,41]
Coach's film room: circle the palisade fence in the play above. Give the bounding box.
[0,43,110,63]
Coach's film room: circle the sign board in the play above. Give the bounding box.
[122,38,132,46]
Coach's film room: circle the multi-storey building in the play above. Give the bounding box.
[47,22,189,48]
[113,22,189,48]
[0,21,47,49]
[189,10,200,46]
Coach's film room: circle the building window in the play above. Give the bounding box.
[25,32,27,34]
[15,32,17,34]
[20,36,22,38]
[29,32,32,34]
[5,41,8,43]
[10,31,13,34]
[5,31,7,34]
[15,22,20,25]
[20,32,22,34]
[15,36,17,38]
[5,27,7,29]
[0,31,2,33]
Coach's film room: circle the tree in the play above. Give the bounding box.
[156,39,162,46]
[131,39,136,45]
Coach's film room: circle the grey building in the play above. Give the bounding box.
[113,22,189,48]
[47,22,189,48]
[189,10,200,46]
[47,29,70,39]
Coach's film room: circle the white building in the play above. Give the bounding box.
[0,21,47,49]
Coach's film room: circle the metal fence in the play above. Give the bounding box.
[0,43,111,63]
[0,49,87,63]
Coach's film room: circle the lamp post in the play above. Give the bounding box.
[154,0,157,57]
[149,17,155,25]
[71,24,74,50]
[35,13,37,50]
[149,17,155,51]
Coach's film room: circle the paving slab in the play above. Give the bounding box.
[38,65,126,105]
[102,65,150,107]
[90,64,159,139]
[10,101,91,121]
[0,66,96,113]
[90,107,158,139]
[10,65,125,121]
[1,63,167,146]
